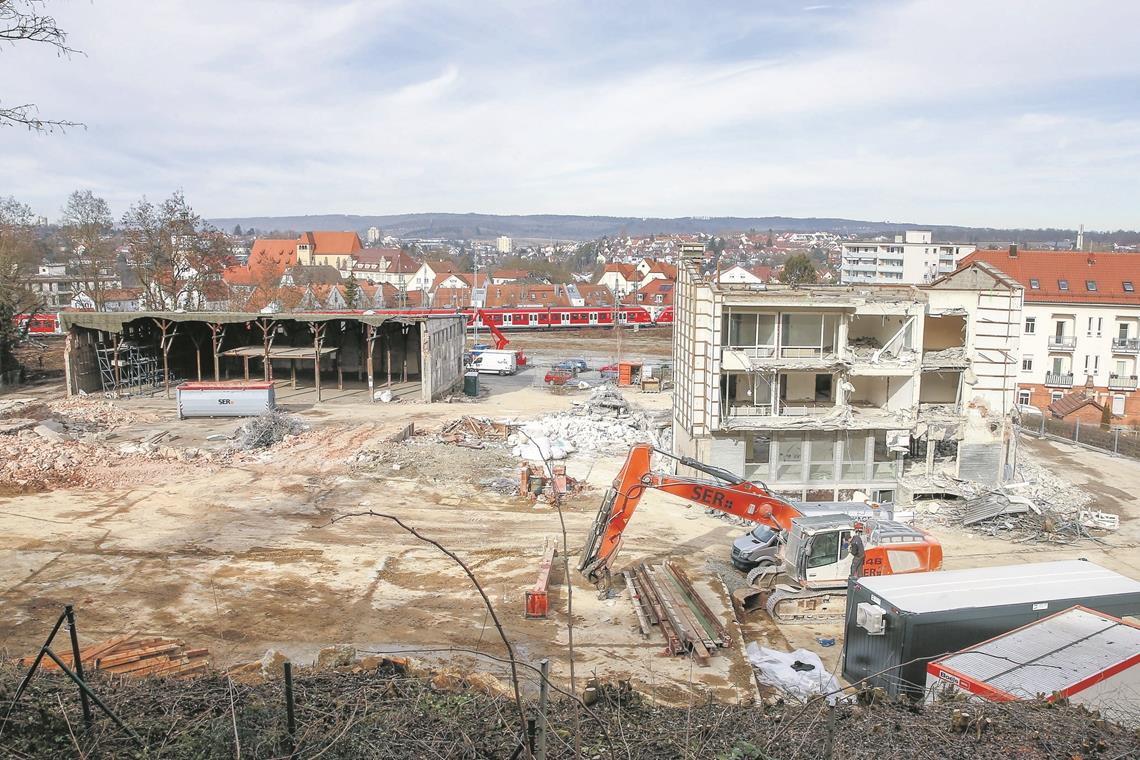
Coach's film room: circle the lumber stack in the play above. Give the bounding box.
[625,561,730,665]
[17,634,209,679]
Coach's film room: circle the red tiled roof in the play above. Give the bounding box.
[960,248,1140,304]
[225,238,298,287]
[491,269,530,280]
[644,260,677,278]
[600,263,638,281]
[1047,392,1105,419]
[299,231,362,255]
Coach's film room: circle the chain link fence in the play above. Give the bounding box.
[1018,413,1140,460]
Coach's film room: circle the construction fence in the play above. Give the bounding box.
[1018,414,1140,461]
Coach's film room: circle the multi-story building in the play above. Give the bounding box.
[671,258,1021,502]
[841,230,975,286]
[496,236,512,254]
[961,246,1140,425]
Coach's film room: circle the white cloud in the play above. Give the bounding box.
[2,0,1139,228]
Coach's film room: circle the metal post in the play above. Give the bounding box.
[536,658,550,760]
[1075,419,1080,443]
[64,605,93,727]
[1114,429,1120,454]
[283,661,296,755]
[1040,415,1045,436]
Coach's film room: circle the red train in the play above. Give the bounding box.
[14,305,673,336]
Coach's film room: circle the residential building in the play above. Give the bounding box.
[366,226,381,245]
[596,263,640,297]
[717,264,774,285]
[350,248,421,287]
[671,258,1021,501]
[841,230,976,285]
[491,269,530,284]
[960,247,1140,424]
[496,236,512,254]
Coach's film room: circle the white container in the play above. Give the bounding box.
[176,381,275,419]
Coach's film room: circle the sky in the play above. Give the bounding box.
[2,0,1140,229]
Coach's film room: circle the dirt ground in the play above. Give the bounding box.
[2,329,1139,706]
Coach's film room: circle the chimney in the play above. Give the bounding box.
[1088,252,1096,267]
[1008,243,1018,258]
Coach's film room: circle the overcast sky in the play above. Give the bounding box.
[3,0,1139,228]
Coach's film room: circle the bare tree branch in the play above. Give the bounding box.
[0,1,85,131]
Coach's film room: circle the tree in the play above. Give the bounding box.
[1,0,82,131]
[1101,399,1113,429]
[767,228,774,247]
[232,224,243,236]
[779,253,818,285]
[120,191,228,310]
[0,196,42,381]
[60,189,114,309]
[343,273,360,309]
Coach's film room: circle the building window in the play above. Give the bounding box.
[1021,357,1033,371]
[1084,355,1099,374]
[1058,279,1069,291]
[1125,281,1135,293]
[1086,280,1097,292]
[1018,389,1031,406]
[1113,395,1126,416]
[1024,316,1036,334]
[1029,278,1040,289]
[1051,391,1064,403]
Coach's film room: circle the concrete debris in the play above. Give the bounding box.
[510,387,671,460]
[1079,509,1120,531]
[352,438,516,486]
[2,429,211,491]
[0,418,37,435]
[922,346,969,366]
[33,422,67,442]
[0,396,35,417]
[316,644,356,669]
[48,396,159,431]
[232,409,308,451]
[917,447,1108,544]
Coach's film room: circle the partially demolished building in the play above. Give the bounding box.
[671,259,1022,501]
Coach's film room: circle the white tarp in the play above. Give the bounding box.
[745,643,842,704]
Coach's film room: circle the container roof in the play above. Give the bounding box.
[857,560,1140,614]
[932,606,1140,699]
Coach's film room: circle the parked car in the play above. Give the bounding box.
[544,367,575,385]
[730,524,782,571]
[565,358,589,372]
[599,364,619,380]
[551,360,578,373]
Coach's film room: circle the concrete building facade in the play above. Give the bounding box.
[841,230,976,286]
[671,259,1021,502]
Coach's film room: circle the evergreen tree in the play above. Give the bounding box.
[779,253,818,285]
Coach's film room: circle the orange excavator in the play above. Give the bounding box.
[578,443,943,623]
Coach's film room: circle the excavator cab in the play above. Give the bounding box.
[783,516,858,587]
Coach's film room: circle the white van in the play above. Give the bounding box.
[472,349,518,375]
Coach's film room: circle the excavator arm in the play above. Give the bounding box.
[472,309,509,350]
[578,443,804,585]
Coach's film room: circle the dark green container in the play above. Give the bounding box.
[463,371,479,397]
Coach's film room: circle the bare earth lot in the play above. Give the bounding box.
[2,329,1139,705]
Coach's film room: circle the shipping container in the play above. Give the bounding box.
[926,605,1140,726]
[842,560,1140,697]
[176,381,275,419]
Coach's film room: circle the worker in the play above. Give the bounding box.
[848,522,866,579]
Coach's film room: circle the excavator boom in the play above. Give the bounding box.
[578,443,804,584]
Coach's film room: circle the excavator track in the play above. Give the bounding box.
[765,586,848,624]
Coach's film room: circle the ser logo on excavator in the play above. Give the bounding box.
[690,486,733,511]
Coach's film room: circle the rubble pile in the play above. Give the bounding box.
[352,438,515,485]
[510,387,671,460]
[47,396,158,432]
[232,409,308,451]
[919,450,1109,544]
[0,429,211,491]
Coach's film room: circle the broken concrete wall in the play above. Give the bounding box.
[422,316,465,401]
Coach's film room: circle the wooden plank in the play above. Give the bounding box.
[98,643,181,668]
[83,633,140,662]
[666,561,730,645]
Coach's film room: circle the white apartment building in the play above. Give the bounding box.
[671,259,1021,501]
[963,247,1140,425]
[496,236,512,254]
[841,230,976,285]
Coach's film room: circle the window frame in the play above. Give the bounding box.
[1058,279,1069,291]
[1028,278,1040,290]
